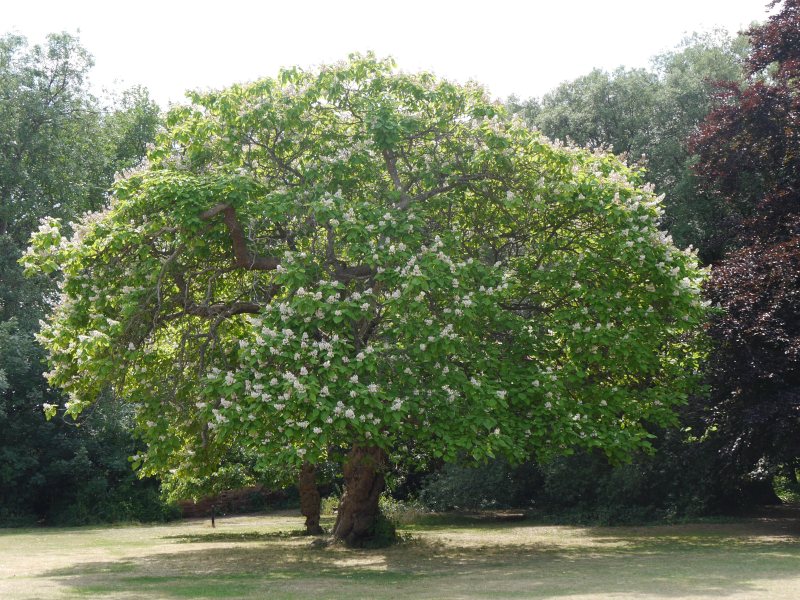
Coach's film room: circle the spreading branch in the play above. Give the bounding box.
[184,301,263,318]
[200,203,281,270]
[383,149,413,209]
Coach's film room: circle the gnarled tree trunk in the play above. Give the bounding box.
[332,445,388,546]
[298,462,323,535]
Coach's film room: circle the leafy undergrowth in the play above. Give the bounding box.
[2,510,799,599]
[774,477,800,505]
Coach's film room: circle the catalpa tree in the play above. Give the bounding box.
[24,55,708,545]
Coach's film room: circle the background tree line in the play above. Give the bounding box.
[2,0,797,527]
[0,32,171,525]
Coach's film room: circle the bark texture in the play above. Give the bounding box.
[332,445,387,546]
[298,462,323,535]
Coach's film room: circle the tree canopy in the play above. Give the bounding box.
[0,32,164,525]
[25,55,709,542]
[510,31,748,260]
[692,0,800,484]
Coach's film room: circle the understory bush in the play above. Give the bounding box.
[378,495,429,525]
[418,459,541,511]
[0,399,180,527]
[415,429,750,524]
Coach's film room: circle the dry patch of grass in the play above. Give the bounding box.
[1,510,799,599]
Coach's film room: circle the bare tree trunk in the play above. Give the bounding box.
[298,462,323,535]
[332,445,389,546]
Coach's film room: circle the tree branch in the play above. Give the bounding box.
[383,149,413,209]
[324,223,375,281]
[200,203,281,270]
[184,301,263,318]
[395,171,504,211]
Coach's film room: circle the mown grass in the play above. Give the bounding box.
[2,509,799,599]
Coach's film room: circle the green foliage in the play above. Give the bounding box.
[0,395,179,526]
[511,30,748,259]
[320,494,340,517]
[504,25,800,519]
[378,495,428,525]
[416,438,727,525]
[773,474,800,504]
[358,511,398,549]
[0,31,165,525]
[160,452,265,503]
[531,443,720,524]
[0,33,160,241]
[418,459,540,511]
[537,67,660,156]
[26,54,709,501]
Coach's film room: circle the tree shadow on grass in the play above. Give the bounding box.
[38,520,800,599]
[164,529,309,543]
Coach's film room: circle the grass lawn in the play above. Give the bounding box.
[1,509,799,599]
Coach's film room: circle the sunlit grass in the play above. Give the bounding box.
[2,509,799,599]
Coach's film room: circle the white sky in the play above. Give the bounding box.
[4,0,772,108]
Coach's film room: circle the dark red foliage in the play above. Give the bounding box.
[707,239,800,395]
[690,1,799,229]
[702,233,800,474]
[747,0,800,76]
[692,1,800,478]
